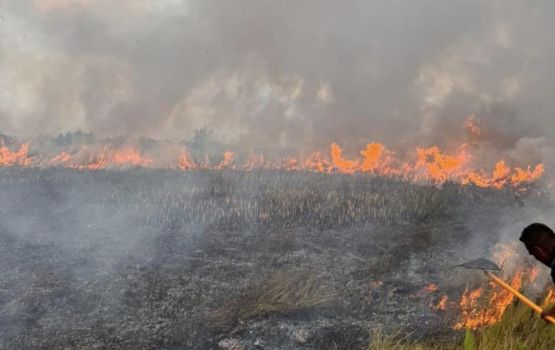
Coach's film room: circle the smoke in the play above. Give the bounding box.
[4,3,555,345]
[2,0,555,158]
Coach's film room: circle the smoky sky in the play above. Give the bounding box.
[2,0,555,153]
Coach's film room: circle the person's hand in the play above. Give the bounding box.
[540,306,555,323]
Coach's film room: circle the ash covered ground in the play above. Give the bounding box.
[0,168,550,349]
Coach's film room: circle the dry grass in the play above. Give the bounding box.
[242,270,336,317]
[0,167,540,231]
[213,270,336,330]
[366,327,457,350]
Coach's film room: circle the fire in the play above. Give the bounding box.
[542,288,555,307]
[304,152,330,173]
[454,270,528,330]
[453,243,540,330]
[0,113,546,188]
[418,282,439,297]
[330,143,359,174]
[49,152,72,165]
[463,161,544,189]
[491,242,514,269]
[360,143,388,172]
[48,146,153,170]
[179,150,196,170]
[320,143,542,189]
[436,295,448,311]
[415,146,470,183]
[0,139,546,190]
[0,144,33,167]
[243,151,265,170]
[283,157,299,171]
[424,283,439,293]
[528,265,540,283]
[111,148,153,167]
[217,151,234,169]
[511,165,545,185]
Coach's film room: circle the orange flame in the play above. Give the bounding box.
[179,150,196,170]
[424,283,439,293]
[418,282,440,297]
[217,151,234,169]
[511,165,545,185]
[283,157,299,171]
[454,243,539,330]
[415,146,470,183]
[542,288,555,308]
[48,147,153,170]
[303,152,330,173]
[436,295,449,311]
[330,143,359,174]
[0,139,546,190]
[0,144,33,167]
[454,270,527,329]
[360,143,388,172]
[243,151,265,170]
[111,148,153,167]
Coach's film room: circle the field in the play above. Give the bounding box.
[0,168,551,349]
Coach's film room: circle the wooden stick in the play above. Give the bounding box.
[484,271,555,325]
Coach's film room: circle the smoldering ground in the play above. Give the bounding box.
[0,167,552,349]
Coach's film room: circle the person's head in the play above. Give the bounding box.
[520,223,555,266]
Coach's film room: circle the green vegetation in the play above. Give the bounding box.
[466,300,555,350]
[368,300,555,350]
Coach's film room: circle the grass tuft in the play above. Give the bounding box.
[212,270,336,331]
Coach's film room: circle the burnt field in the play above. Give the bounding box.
[0,168,551,349]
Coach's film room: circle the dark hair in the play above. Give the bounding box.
[520,223,555,246]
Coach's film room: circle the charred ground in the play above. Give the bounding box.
[0,168,549,349]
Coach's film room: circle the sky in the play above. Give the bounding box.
[2,0,555,156]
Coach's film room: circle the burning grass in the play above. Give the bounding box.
[368,294,555,349]
[0,134,546,190]
[466,300,555,350]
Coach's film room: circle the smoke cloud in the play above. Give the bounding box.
[2,0,555,156]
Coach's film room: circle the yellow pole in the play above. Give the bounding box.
[484,271,555,325]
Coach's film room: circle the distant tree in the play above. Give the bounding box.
[0,132,16,147]
[185,128,226,164]
[138,136,159,151]
[53,131,95,147]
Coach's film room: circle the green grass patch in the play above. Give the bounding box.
[368,299,555,349]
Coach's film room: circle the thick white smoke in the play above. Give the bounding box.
[1,0,555,162]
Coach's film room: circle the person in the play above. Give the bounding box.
[520,222,555,320]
